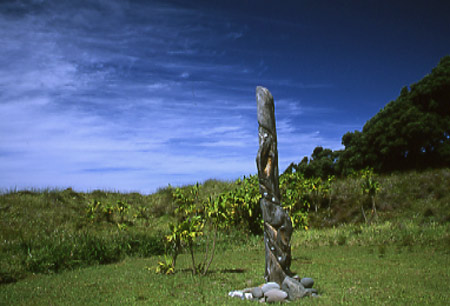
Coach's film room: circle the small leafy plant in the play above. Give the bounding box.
[155,255,175,275]
[359,168,381,223]
[158,182,232,276]
[158,184,206,275]
[86,200,101,221]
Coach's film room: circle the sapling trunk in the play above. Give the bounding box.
[328,189,332,217]
[202,223,218,275]
[371,196,378,218]
[361,204,367,223]
[172,253,178,269]
[189,241,197,275]
[202,228,210,270]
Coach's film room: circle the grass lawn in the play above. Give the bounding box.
[1,170,449,304]
[1,241,448,305]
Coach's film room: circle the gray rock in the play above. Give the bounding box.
[264,289,288,303]
[261,282,280,293]
[251,286,264,299]
[242,288,253,293]
[301,277,314,288]
[304,288,318,296]
[281,276,307,300]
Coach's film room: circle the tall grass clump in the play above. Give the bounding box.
[0,188,169,283]
[0,179,240,283]
[311,168,450,227]
[292,220,449,249]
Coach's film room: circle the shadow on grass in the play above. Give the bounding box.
[177,268,246,274]
[292,255,313,264]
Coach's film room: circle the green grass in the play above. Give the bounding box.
[293,221,450,248]
[0,180,238,283]
[317,168,450,227]
[0,188,170,283]
[1,235,448,305]
[1,169,449,303]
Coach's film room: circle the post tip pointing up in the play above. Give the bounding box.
[256,86,268,93]
[256,86,273,101]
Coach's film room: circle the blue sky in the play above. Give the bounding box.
[1,0,449,194]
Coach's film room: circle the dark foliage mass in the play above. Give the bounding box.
[286,55,450,177]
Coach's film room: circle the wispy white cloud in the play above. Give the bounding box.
[227,31,244,40]
[180,72,190,79]
[0,0,352,193]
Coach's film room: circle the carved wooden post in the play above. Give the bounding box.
[256,86,293,285]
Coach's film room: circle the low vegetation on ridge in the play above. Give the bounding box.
[1,168,449,285]
[0,168,449,304]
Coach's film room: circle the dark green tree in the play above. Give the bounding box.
[286,146,339,178]
[289,56,449,176]
[338,55,450,173]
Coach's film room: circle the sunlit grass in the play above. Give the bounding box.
[1,241,448,305]
[0,169,449,304]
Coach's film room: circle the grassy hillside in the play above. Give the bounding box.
[0,169,449,303]
[0,179,237,283]
[310,168,450,227]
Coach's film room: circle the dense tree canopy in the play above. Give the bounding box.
[286,55,450,177]
[285,147,339,179]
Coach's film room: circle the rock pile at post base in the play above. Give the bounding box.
[228,276,318,303]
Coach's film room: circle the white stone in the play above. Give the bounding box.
[264,289,288,302]
[251,286,264,299]
[261,282,280,293]
[228,291,244,299]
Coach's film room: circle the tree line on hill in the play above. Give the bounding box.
[285,55,450,178]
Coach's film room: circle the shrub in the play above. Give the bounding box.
[1,229,165,280]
